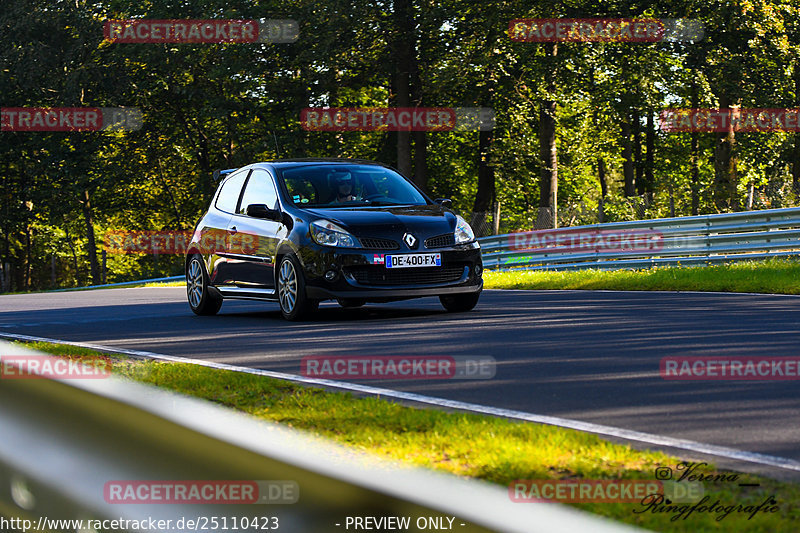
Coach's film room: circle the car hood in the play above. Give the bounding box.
[304,204,457,238]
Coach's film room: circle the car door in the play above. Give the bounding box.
[203,169,250,286]
[225,169,284,291]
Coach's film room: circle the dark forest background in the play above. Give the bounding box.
[2,0,800,290]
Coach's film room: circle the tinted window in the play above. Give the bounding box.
[215,171,249,213]
[239,170,279,215]
[280,164,427,207]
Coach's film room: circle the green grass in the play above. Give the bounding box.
[141,281,184,288]
[484,258,800,295]
[13,341,800,532]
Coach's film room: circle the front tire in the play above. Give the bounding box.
[277,255,318,320]
[186,254,222,316]
[439,290,481,313]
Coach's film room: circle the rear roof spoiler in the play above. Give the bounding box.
[212,168,238,183]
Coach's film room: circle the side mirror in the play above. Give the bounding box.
[434,198,453,208]
[246,204,282,222]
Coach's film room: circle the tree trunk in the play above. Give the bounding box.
[413,132,428,190]
[158,159,182,227]
[473,66,497,234]
[538,43,558,229]
[793,64,800,194]
[176,110,213,201]
[411,37,427,190]
[634,109,644,196]
[669,179,676,217]
[1,208,9,292]
[539,100,558,228]
[713,94,737,212]
[24,225,31,291]
[645,111,655,199]
[64,227,82,287]
[621,114,635,197]
[794,135,800,195]
[393,0,413,176]
[690,80,700,215]
[13,231,24,291]
[598,157,607,223]
[81,188,101,284]
[472,128,495,237]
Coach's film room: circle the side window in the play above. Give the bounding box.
[215,171,249,213]
[239,170,279,215]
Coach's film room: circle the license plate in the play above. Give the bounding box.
[385,253,441,269]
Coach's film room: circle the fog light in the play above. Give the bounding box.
[325,270,338,282]
[475,264,482,276]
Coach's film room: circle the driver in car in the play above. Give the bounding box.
[332,172,358,203]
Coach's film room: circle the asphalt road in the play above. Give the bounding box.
[2,287,799,466]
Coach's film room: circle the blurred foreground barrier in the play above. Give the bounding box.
[480,207,800,271]
[0,341,647,533]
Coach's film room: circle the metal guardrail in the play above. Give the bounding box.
[0,341,648,533]
[479,207,800,271]
[48,275,184,292]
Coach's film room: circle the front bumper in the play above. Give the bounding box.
[299,242,483,301]
[306,279,483,300]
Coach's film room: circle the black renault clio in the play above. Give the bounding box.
[185,159,483,320]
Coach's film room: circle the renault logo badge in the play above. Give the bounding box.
[403,233,418,248]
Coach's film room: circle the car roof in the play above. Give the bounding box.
[251,159,396,171]
[214,159,401,184]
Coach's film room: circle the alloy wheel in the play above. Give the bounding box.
[187,259,204,308]
[278,259,298,313]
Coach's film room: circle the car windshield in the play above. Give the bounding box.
[280,164,428,208]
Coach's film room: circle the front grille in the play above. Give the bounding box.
[425,234,455,248]
[360,237,400,250]
[345,265,466,286]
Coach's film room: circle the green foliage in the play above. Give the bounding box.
[3,0,800,290]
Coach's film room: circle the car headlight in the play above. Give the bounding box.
[310,219,360,248]
[454,215,475,244]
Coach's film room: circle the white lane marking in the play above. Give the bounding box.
[3,332,800,474]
